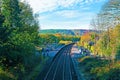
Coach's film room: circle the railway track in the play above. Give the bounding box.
[40,44,77,80]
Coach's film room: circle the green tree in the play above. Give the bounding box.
[0,0,39,79]
[90,0,120,59]
[0,0,21,67]
[2,0,21,28]
[115,24,120,60]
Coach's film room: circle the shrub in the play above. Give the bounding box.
[78,56,120,80]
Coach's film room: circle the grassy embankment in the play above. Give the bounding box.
[78,56,120,80]
[25,56,49,80]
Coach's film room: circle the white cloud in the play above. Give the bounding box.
[55,10,95,19]
[24,0,58,13]
[21,0,106,29]
[57,0,79,7]
[41,22,90,29]
[55,10,80,18]
[38,10,95,29]
[40,17,92,29]
[23,0,104,13]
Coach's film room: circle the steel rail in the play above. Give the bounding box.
[43,44,75,80]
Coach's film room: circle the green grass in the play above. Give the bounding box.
[0,67,16,80]
[78,56,120,80]
[24,57,49,80]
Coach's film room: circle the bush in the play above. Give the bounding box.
[78,56,120,80]
[0,67,16,80]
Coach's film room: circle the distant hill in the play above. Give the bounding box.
[73,29,98,35]
[39,29,75,35]
[39,29,97,35]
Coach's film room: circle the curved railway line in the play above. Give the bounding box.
[37,44,78,80]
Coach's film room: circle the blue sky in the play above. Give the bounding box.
[24,0,108,29]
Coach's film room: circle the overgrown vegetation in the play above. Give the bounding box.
[0,0,42,79]
[0,0,120,79]
[0,0,80,79]
[78,56,120,80]
[39,34,80,46]
[79,0,120,60]
[78,0,120,79]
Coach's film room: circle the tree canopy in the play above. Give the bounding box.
[0,0,40,79]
